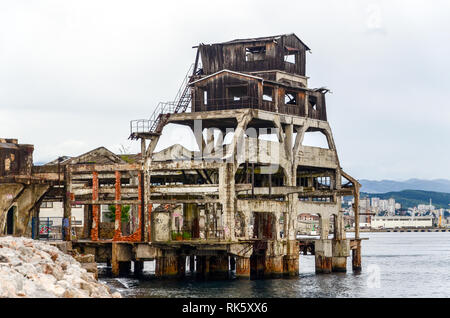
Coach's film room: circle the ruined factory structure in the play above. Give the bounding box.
[0,34,363,279]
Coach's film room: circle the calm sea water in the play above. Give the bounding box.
[99,232,450,298]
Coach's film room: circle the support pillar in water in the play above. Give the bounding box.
[209,255,229,279]
[315,239,332,274]
[283,240,299,277]
[352,240,362,272]
[332,239,350,272]
[189,255,195,273]
[134,260,144,276]
[229,256,236,271]
[155,252,182,278]
[235,256,250,279]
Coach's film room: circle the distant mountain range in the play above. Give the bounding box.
[360,190,450,209]
[359,179,450,194]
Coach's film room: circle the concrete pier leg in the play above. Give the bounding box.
[265,256,284,278]
[332,239,350,272]
[315,239,332,274]
[209,255,229,279]
[119,261,131,275]
[134,260,144,276]
[155,254,179,278]
[250,255,265,279]
[283,255,299,277]
[352,241,362,272]
[283,240,299,277]
[235,257,250,279]
[177,256,186,278]
[189,255,195,273]
[229,256,236,271]
[111,243,119,277]
[195,256,209,279]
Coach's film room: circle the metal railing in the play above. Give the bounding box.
[129,64,194,137]
[38,217,63,240]
[193,96,262,112]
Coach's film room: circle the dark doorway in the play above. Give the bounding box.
[6,207,14,235]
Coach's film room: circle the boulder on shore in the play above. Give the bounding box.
[0,236,121,298]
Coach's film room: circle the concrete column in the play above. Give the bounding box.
[178,256,186,278]
[315,239,332,274]
[189,255,195,273]
[63,166,72,241]
[134,260,144,276]
[332,239,350,272]
[111,243,119,277]
[283,240,299,276]
[209,255,229,279]
[155,254,180,278]
[219,163,235,241]
[235,257,250,279]
[352,240,362,272]
[265,256,284,278]
[119,261,131,275]
[229,256,236,271]
[111,243,132,277]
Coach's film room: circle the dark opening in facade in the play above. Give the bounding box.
[6,206,14,235]
[227,85,248,101]
[263,86,273,101]
[245,46,266,62]
[285,92,297,105]
[284,54,296,64]
[309,95,317,110]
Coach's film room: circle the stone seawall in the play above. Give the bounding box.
[0,236,121,298]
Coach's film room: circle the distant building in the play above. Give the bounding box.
[371,216,433,229]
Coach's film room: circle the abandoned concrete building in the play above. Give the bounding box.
[0,33,363,279]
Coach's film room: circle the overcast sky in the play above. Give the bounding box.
[1,0,449,181]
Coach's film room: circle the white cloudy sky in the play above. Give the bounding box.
[1,0,449,181]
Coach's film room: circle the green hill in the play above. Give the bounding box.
[360,190,450,209]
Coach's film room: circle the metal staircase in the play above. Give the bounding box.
[129,63,195,139]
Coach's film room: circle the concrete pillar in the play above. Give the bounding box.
[219,163,235,241]
[111,242,132,277]
[352,240,362,272]
[283,240,299,276]
[63,166,72,241]
[155,254,180,278]
[111,243,119,277]
[178,256,186,278]
[119,261,131,275]
[264,256,284,278]
[229,256,236,271]
[315,239,332,274]
[235,257,250,279]
[189,255,195,273]
[209,255,229,279]
[134,260,144,276]
[332,239,350,272]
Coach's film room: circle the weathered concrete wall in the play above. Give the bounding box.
[11,184,49,236]
[0,184,24,233]
[153,211,171,242]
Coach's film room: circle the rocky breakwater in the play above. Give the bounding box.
[0,236,121,298]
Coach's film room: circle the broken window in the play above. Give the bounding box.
[284,92,297,105]
[309,95,317,111]
[227,85,247,101]
[245,46,266,62]
[263,86,273,102]
[284,54,296,64]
